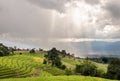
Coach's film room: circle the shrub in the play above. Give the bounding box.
[75,60,97,76]
[29,49,35,53]
[44,48,62,67]
[65,69,73,75]
[43,59,47,64]
[106,59,120,80]
[95,69,105,77]
[60,65,66,70]
[19,52,22,55]
[0,43,10,56]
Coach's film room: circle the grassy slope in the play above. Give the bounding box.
[1,76,117,81]
[61,55,108,73]
[0,52,117,81]
[15,52,108,74]
[0,52,65,78]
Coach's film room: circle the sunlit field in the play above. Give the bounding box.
[0,51,118,81]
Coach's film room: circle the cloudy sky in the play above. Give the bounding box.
[0,0,120,57]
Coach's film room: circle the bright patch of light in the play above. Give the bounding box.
[65,2,71,8]
[51,38,120,43]
[56,0,104,37]
[103,25,114,34]
[58,13,66,18]
[64,1,101,27]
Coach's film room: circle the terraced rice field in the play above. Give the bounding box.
[0,52,116,81]
[0,54,64,79]
[0,76,118,81]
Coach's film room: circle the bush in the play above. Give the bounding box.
[106,59,120,80]
[0,44,10,56]
[29,49,35,53]
[19,52,22,55]
[54,59,62,68]
[43,59,47,64]
[44,48,62,68]
[75,60,97,76]
[60,65,66,70]
[95,69,105,77]
[65,69,72,75]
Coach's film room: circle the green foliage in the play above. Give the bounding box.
[43,59,47,64]
[101,57,109,63]
[96,69,105,77]
[106,59,120,80]
[60,50,67,57]
[60,65,66,70]
[44,48,62,68]
[65,69,73,75]
[0,53,67,79]
[29,49,35,54]
[9,47,15,54]
[0,49,112,81]
[75,60,97,76]
[0,43,10,56]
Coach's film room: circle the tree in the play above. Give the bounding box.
[14,46,17,51]
[106,59,120,80]
[60,65,66,70]
[43,59,47,64]
[9,47,14,54]
[0,43,10,56]
[44,48,61,67]
[75,60,97,76]
[101,57,108,63]
[29,48,35,54]
[65,69,73,75]
[61,50,67,57]
[39,48,43,51]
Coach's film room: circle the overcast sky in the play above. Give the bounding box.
[0,0,120,57]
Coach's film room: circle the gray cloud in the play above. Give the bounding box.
[0,0,81,39]
[103,0,120,26]
[96,0,120,38]
[104,0,120,19]
[0,0,53,38]
[0,0,120,56]
[28,0,69,13]
[84,0,100,5]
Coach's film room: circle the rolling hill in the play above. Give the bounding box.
[0,51,118,81]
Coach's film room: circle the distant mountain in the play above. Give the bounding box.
[73,41,120,58]
[91,41,120,53]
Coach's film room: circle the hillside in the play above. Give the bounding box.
[0,51,117,81]
[1,76,117,81]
